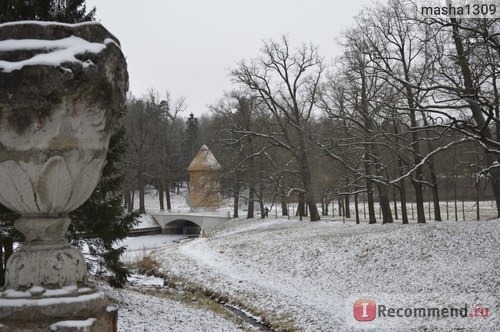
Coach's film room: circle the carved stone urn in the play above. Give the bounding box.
[0,21,127,331]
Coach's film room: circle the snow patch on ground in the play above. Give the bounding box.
[134,214,160,229]
[117,234,186,263]
[127,274,164,287]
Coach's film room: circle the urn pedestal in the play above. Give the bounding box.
[0,21,128,331]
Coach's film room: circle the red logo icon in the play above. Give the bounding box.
[354,299,376,321]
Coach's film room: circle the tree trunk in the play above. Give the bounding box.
[297,192,306,221]
[363,196,366,219]
[462,187,465,221]
[158,183,164,211]
[282,200,288,216]
[338,196,343,216]
[297,148,320,221]
[422,119,442,221]
[259,186,265,219]
[247,187,255,218]
[454,176,458,221]
[165,183,171,211]
[400,178,408,224]
[321,197,329,216]
[344,194,351,218]
[233,182,239,218]
[125,189,133,213]
[425,153,442,221]
[476,179,480,221]
[354,192,360,224]
[377,183,393,224]
[393,185,398,220]
[401,55,425,223]
[131,190,135,211]
[370,153,393,223]
[281,193,288,216]
[430,181,441,222]
[364,161,377,224]
[332,199,335,217]
[139,184,145,213]
[446,198,449,220]
[367,184,376,224]
[413,181,425,223]
[450,17,500,217]
[394,127,408,224]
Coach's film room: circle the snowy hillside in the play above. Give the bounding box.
[107,188,499,331]
[152,218,499,331]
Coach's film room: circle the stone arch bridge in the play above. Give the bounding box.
[150,212,231,235]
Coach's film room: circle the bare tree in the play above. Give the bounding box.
[121,90,185,213]
[231,36,323,221]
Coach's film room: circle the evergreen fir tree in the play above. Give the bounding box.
[0,207,20,287]
[0,0,137,287]
[0,0,95,23]
[185,113,199,163]
[69,127,139,288]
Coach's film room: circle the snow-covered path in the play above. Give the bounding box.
[155,218,500,331]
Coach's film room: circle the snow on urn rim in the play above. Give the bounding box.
[0,21,128,215]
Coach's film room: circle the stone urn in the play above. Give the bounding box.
[0,21,127,331]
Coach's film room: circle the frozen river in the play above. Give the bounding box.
[117,234,189,263]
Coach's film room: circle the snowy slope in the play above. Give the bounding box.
[103,284,243,332]
[155,218,500,331]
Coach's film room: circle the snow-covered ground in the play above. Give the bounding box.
[103,283,243,332]
[117,234,186,263]
[154,217,499,331]
[109,188,499,330]
[133,214,160,229]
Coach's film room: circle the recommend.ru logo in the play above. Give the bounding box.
[347,294,496,329]
[353,299,377,321]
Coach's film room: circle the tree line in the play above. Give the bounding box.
[131,0,500,224]
[1,0,498,287]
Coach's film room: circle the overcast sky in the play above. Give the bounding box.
[86,0,381,116]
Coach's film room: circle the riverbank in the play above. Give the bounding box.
[102,280,245,332]
[153,217,499,331]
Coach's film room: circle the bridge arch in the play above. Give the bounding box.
[151,213,229,234]
[163,219,201,235]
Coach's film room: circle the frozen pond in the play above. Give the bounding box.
[117,234,189,263]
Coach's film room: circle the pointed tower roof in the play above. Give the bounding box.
[187,145,221,171]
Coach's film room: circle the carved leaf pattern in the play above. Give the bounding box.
[5,248,87,289]
[36,156,72,213]
[65,158,104,211]
[0,160,38,213]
